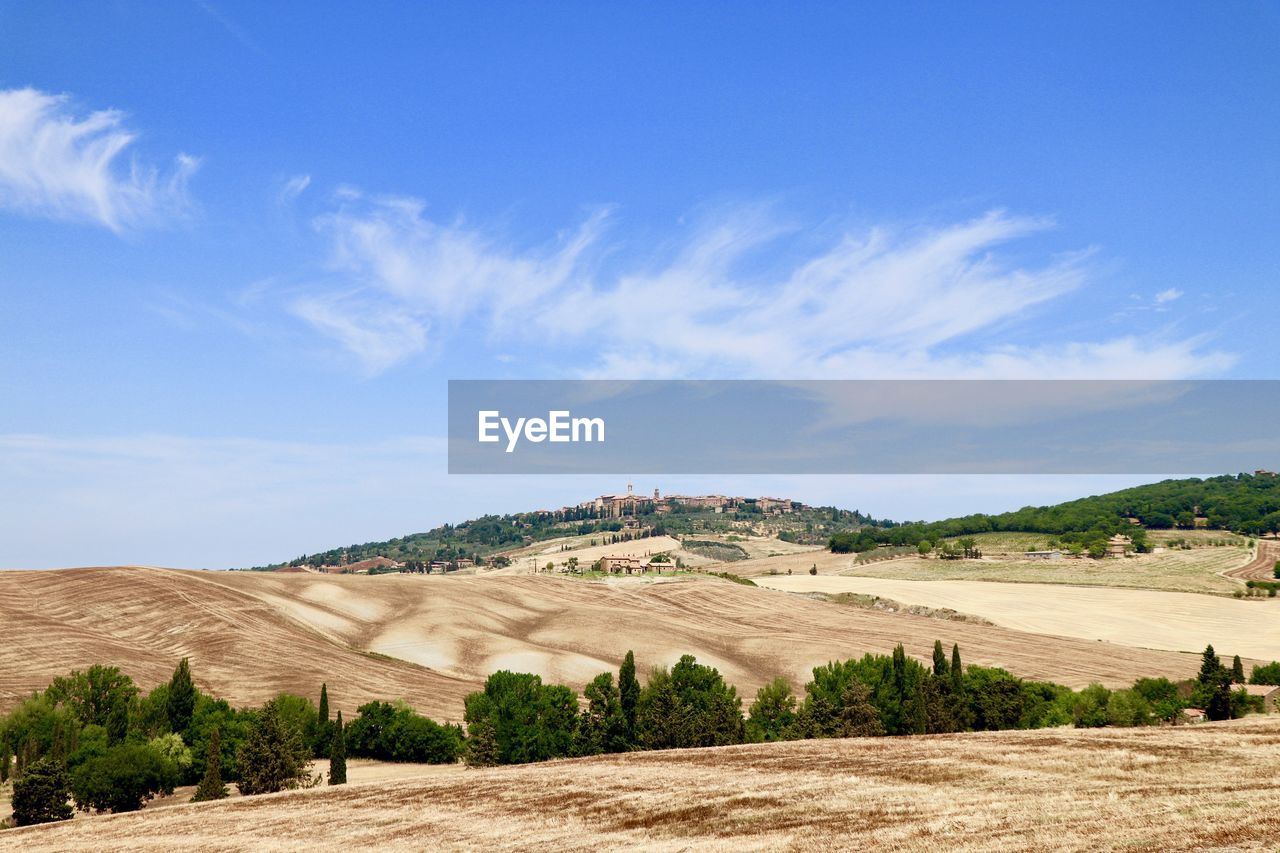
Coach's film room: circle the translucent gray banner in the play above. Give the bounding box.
[447,380,1280,474]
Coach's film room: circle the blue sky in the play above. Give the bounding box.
[1,2,1278,567]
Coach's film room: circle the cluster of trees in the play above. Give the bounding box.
[6,642,1268,825]
[0,664,368,826]
[462,651,746,765]
[831,474,1280,554]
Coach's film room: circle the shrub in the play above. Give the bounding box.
[70,742,178,813]
[1071,684,1111,728]
[11,758,73,826]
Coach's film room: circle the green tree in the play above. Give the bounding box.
[917,539,932,556]
[1231,655,1245,684]
[315,682,331,756]
[1194,645,1232,721]
[746,677,797,743]
[462,671,579,765]
[618,650,640,741]
[45,665,138,741]
[345,701,462,763]
[191,727,228,801]
[932,640,947,678]
[167,658,197,740]
[235,699,314,795]
[838,678,885,737]
[11,757,73,826]
[1249,661,1280,685]
[328,712,347,785]
[635,656,744,749]
[950,644,963,690]
[70,742,178,813]
[576,672,629,755]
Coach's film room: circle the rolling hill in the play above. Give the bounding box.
[0,567,1207,720]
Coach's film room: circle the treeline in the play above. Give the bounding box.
[3,644,1267,827]
[459,643,1261,767]
[831,473,1280,553]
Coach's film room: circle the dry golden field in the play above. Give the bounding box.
[0,567,1205,720]
[837,548,1251,595]
[731,544,1253,595]
[755,574,1280,661]
[6,718,1280,851]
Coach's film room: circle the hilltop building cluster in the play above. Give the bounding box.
[578,483,798,519]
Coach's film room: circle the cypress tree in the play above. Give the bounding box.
[950,644,963,688]
[315,683,331,756]
[191,727,228,802]
[905,670,928,735]
[932,640,947,678]
[167,658,196,739]
[1232,655,1245,684]
[618,650,640,740]
[1198,645,1222,683]
[328,712,347,785]
[1196,645,1232,721]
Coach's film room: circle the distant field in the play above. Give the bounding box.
[940,531,1059,552]
[730,544,1252,595]
[755,574,1280,661]
[1149,529,1248,546]
[10,718,1280,851]
[837,548,1251,596]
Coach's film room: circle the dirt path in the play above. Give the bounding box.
[1223,539,1280,581]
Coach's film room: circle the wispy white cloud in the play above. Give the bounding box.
[0,88,198,233]
[276,173,311,207]
[1154,287,1183,305]
[283,192,1232,379]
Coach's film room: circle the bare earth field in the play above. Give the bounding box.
[0,567,1206,721]
[755,575,1280,662]
[7,717,1280,852]
[1225,540,1280,582]
[0,567,474,718]
[731,545,1253,596]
